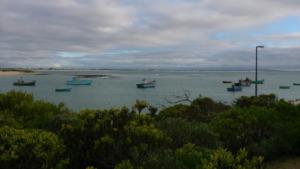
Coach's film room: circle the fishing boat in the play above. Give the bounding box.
[13,79,36,86]
[66,77,92,85]
[222,81,232,83]
[227,83,242,92]
[239,77,251,87]
[55,88,72,92]
[251,79,264,84]
[293,83,300,86]
[279,86,290,89]
[136,79,156,88]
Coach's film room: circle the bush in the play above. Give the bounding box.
[0,91,67,129]
[212,107,277,153]
[234,94,277,108]
[156,117,218,149]
[0,127,67,169]
[189,97,230,122]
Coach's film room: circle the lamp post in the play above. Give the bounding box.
[255,45,264,97]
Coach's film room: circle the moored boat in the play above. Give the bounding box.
[136,79,156,88]
[66,77,92,85]
[55,88,72,92]
[222,81,232,83]
[227,83,242,92]
[279,86,290,89]
[293,83,300,86]
[227,85,242,92]
[251,79,264,84]
[13,79,36,86]
[239,77,252,87]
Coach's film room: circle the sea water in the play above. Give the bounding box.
[0,70,299,111]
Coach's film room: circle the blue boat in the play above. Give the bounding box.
[227,83,242,92]
[66,77,92,85]
[136,79,156,88]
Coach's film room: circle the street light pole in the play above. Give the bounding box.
[255,45,264,97]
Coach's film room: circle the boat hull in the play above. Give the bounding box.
[13,81,36,86]
[66,80,92,85]
[136,83,155,88]
[227,86,242,92]
[293,83,300,86]
[251,79,264,84]
[56,88,72,92]
[279,86,290,89]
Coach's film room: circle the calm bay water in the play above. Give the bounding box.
[0,70,299,111]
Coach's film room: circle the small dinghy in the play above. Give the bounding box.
[279,86,290,89]
[227,83,242,92]
[222,81,232,84]
[55,88,72,92]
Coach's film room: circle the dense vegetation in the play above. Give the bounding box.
[1,91,300,169]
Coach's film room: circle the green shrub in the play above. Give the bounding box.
[0,127,67,169]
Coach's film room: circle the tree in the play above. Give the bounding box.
[148,105,158,117]
[134,100,149,115]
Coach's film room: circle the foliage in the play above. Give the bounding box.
[212,107,278,153]
[188,97,230,122]
[0,127,67,169]
[156,117,218,148]
[1,91,300,168]
[0,91,68,129]
[134,100,149,115]
[234,94,277,108]
[115,160,134,169]
[213,101,300,160]
[202,148,264,169]
[148,105,158,117]
[59,108,169,169]
[158,104,190,119]
[158,97,230,122]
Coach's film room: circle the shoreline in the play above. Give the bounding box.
[0,71,27,76]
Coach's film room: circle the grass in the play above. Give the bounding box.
[266,157,300,169]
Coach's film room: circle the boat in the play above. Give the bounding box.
[136,79,156,88]
[227,85,242,92]
[251,79,264,84]
[279,86,290,89]
[75,74,112,78]
[293,83,300,86]
[227,83,242,92]
[239,77,252,87]
[66,77,92,85]
[13,79,36,86]
[222,81,232,83]
[55,88,72,92]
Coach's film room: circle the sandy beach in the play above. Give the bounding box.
[0,71,25,76]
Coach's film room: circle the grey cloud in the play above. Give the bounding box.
[0,0,300,68]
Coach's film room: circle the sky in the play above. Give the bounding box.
[0,0,300,69]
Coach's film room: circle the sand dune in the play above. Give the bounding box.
[0,71,25,76]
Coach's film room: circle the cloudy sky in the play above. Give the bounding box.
[1,0,300,68]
